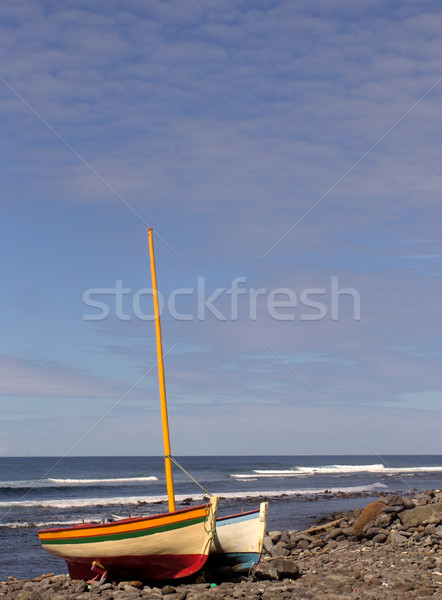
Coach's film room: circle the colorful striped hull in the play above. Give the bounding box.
[38,497,219,581]
[209,501,268,573]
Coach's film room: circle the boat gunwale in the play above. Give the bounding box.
[40,514,208,545]
[216,508,260,523]
[38,502,210,534]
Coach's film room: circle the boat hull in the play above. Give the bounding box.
[209,501,268,572]
[65,552,207,581]
[38,497,218,581]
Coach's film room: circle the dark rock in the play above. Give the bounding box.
[399,502,442,527]
[375,512,393,528]
[362,520,375,534]
[386,494,405,506]
[253,558,300,581]
[399,529,412,537]
[262,536,274,554]
[280,530,291,543]
[269,544,289,557]
[293,533,313,542]
[268,531,282,543]
[74,581,87,593]
[388,530,408,546]
[161,585,177,594]
[416,492,432,505]
[381,505,403,513]
[364,527,380,538]
[326,527,343,540]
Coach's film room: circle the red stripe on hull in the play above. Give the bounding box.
[66,552,208,581]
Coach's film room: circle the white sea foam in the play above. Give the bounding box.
[1,519,90,529]
[0,480,48,488]
[0,476,158,488]
[47,476,158,484]
[215,482,387,499]
[0,495,166,510]
[231,464,442,478]
[0,483,387,511]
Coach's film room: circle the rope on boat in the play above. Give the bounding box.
[165,455,213,498]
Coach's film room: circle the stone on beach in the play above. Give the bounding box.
[253,558,300,580]
[2,489,442,599]
[399,501,442,527]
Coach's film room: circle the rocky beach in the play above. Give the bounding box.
[2,489,442,600]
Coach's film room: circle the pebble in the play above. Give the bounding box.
[2,489,442,599]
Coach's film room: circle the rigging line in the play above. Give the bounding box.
[1,344,178,523]
[262,76,442,257]
[0,72,180,258]
[165,455,213,498]
[265,342,414,492]
[202,498,218,556]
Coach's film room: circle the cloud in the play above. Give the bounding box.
[0,354,140,399]
[395,390,442,411]
[1,1,442,454]
[2,0,442,219]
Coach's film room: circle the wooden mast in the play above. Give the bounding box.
[148,227,176,513]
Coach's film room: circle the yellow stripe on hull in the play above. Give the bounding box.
[39,497,218,566]
[42,516,209,559]
[39,505,209,541]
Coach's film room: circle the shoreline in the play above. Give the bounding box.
[2,489,442,599]
[0,488,393,582]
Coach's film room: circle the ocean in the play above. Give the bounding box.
[1,454,442,581]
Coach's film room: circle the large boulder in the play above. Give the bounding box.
[398,502,442,527]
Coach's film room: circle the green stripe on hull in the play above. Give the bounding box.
[41,515,206,546]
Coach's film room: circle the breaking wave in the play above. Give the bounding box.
[230,464,442,479]
[47,477,158,485]
[0,482,387,511]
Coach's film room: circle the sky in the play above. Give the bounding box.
[1,0,441,457]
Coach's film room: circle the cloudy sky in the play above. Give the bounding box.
[1,0,441,456]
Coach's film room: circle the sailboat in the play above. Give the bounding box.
[38,229,219,582]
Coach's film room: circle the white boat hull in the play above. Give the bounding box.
[210,501,268,572]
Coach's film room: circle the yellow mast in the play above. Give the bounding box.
[148,227,176,513]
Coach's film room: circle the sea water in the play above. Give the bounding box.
[1,455,441,581]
